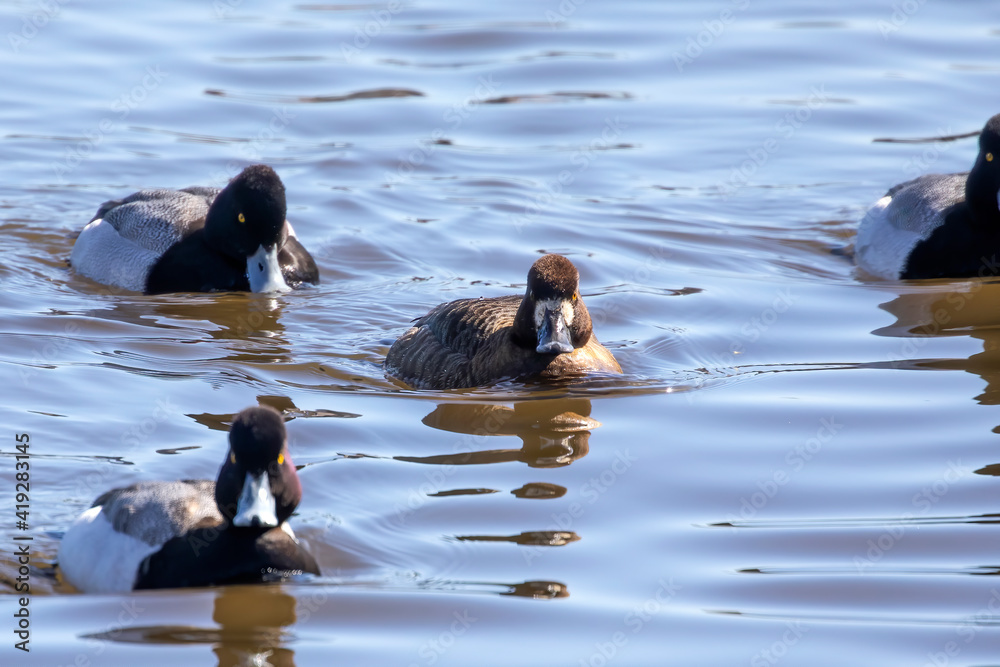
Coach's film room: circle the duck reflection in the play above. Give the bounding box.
[395,398,599,470]
[80,585,299,667]
[76,291,292,365]
[211,585,297,667]
[873,281,1000,405]
[189,396,361,433]
[504,580,570,599]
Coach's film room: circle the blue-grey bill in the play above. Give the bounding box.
[233,470,279,528]
[247,244,291,293]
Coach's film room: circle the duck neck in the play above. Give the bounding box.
[966,159,1000,228]
[511,291,537,350]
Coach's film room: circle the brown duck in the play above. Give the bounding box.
[384,254,621,389]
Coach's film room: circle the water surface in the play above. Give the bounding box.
[3,1,1000,665]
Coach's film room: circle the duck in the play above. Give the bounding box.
[70,164,319,294]
[384,254,622,389]
[57,406,319,592]
[855,113,1000,280]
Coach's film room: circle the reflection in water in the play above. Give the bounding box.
[396,398,599,470]
[81,586,298,667]
[80,292,287,341]
[190,397,362,432]
[503,580,570,600]
[396,399,597,550]
[75,293,295,376]
[873,282,1000,405]
[455,531,580,547]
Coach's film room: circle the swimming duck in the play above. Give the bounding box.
[855,113,1000,280]
[70,164,319,294]
[58,406,319,592]
[384,254,622,389]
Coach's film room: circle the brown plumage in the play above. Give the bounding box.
[384,254,621,389]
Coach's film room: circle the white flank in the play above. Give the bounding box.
[58,506,161,593]
[70,219,158,292]
[855,196,922,280]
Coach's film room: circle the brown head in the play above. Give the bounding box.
[511,254,594,354]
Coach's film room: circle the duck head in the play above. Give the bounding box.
[512,254,594,355]
[205,165,291,293]
[966,113,1000,226]
[215,406,302,529]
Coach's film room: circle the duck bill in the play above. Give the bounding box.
[233,470,279,528]
[536,305,575,354]
[247,244,291,293]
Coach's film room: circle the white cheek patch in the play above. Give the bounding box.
[534,298,574,326]
[562,299,575,325]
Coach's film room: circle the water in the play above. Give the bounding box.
[2,0,1000,665]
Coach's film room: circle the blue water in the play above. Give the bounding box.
[3,1,1000,665]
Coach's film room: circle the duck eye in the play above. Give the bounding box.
[229,451,236,464]
[277,453,284,465]
[237,212,246,223]
[987,153,994,163]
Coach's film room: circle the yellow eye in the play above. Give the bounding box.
[229,451,236,464]
[987,153,994,163]
[277,453,284,465]
[237,212,246,223]
[572,293,578,301]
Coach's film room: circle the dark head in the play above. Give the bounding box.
[215,405,302,529]
[204,165,291,292]
[512,254,594,355]
[966,113,1000,225]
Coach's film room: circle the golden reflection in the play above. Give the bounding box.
[455,530,580,546]
[395,398,599,469]
[874,281,1000,405]
[189,396,361,432]
[76,292,292,365]
[79,586,299,667]
[211,585,297,667]
[504,580,570,599]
